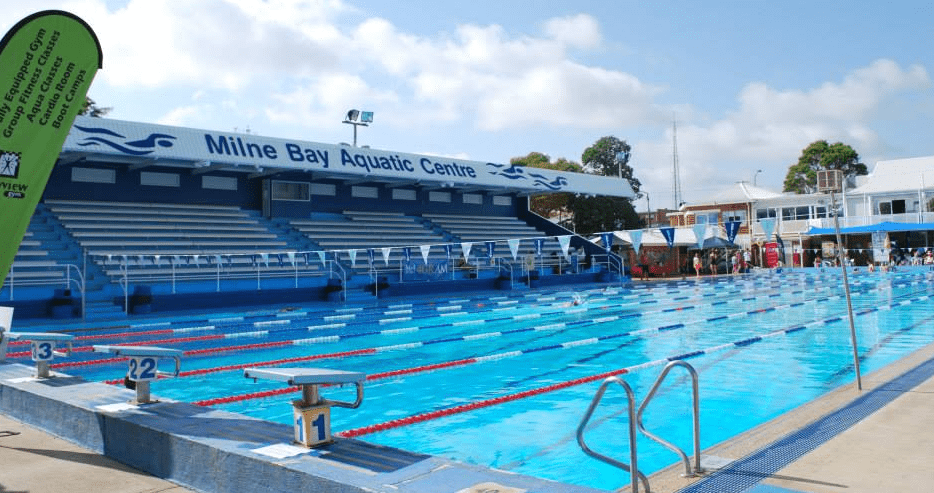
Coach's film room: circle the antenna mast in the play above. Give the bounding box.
[672,119,682,209]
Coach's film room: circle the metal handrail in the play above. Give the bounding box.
[577,376,650,493]
[328,259,347,302]
[636,360,703,477]
[4,263,86,320]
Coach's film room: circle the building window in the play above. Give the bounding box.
[202,176,237,191]
[429,191,452,203]
[756,208,777,221]
[492,195,512,206]
[140,172,180,187]
[392,188,417,201]
[723,210,746,223]
[462,193,483,205]
[351,186,378,199]
[310,183,336,196]
[72,167,115,184]
[271,181,310,201]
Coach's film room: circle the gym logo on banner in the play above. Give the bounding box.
[0,10,102,285]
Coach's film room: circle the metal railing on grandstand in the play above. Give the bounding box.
[3,261,86,320]
[101,252,349,313]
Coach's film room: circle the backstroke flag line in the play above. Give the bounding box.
[0,11,102,286]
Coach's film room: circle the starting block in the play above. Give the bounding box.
[93,345,182,404]
[244,367,364,447]
[0,306,13,361]
[3,331,74,378]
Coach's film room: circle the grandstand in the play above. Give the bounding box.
[2,116,633,319]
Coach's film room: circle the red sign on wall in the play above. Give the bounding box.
[764,242,780,268]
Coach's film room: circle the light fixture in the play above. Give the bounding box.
[342,109,374,147]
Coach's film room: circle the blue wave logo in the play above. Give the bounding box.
[486,162,568,190]
[74,125,176,156]
[528,172,569,191]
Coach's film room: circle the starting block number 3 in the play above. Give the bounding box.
[128,356,158,382]
[31,341,55,362]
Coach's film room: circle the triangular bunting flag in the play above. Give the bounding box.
[630,230,643,253]
[508,238,520,260]
[557,235,572,260]
[381,247,392,266]
[420,245,431,263]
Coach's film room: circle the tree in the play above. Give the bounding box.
[80,97,112,117]
[567,194,642,234]
[511,152,581,225]
[783,140,867,194]
[573,136,643,235]
[581,136,640,196]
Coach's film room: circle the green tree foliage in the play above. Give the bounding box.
[511,152,581,224]
[783,140,867,194]
[574,136,642,235]
[513,137,643,235]
[80,97,112,117]
[581,136,640,196]
[567,194,642,234]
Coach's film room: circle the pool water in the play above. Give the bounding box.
[30,268,934,491]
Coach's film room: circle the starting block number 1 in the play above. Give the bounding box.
[31,341,55,362]
[128,356,158,382]
[294,406,331,447]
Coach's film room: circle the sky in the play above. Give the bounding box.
[3,0,933,210]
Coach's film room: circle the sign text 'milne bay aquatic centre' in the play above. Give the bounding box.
[62,116,634,197]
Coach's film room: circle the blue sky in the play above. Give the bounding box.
[3,0,932,209]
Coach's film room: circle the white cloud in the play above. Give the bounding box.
[636,60,932,207]
[543,13,601,49]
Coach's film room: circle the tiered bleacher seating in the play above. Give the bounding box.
[45,200,320,283]
[7,231,69,288]
[420,213,563,260]
[288,211,450,273]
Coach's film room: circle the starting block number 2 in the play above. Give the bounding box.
[127,356,158,382]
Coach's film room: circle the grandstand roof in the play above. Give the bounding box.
[60,117,634,198]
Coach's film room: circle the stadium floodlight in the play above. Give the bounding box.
[342,109,373,147]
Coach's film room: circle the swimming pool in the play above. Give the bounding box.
[16,268,934,491]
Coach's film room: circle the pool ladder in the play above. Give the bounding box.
[576,360,702,493]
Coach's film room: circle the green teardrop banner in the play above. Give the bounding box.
[0,10,102,286]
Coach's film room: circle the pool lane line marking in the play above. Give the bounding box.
[25,271,911,349]
[335,292,933,439]
[182,289,929,406]
[46,279,924,370]
[44,273,931,366]
[34,274,875,353]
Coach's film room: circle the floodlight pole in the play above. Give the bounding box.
[342,121,368,147]
[831,189,862,391]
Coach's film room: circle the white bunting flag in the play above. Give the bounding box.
[557,235,572,260]
[381,247,392,265]
[420,245,432,263]
[508,238,520,260]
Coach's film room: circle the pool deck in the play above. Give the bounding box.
[644,339,934,493]
[0,359,602,493]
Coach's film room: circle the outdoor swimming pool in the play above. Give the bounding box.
[17,268,934,491]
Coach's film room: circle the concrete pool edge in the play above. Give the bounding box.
[0,362,603,493]
[644,339,934,493]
